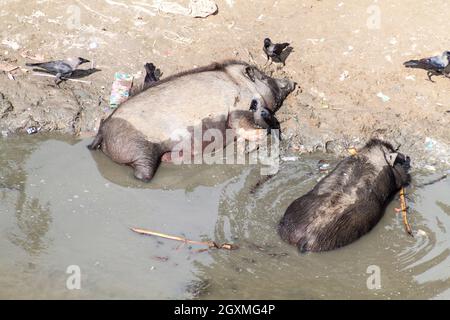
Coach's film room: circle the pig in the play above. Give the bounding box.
[88,60,296,181]
[278,139,411,253]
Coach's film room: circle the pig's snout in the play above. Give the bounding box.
[395,153,411,170]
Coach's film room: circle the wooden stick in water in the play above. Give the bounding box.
[399,187,413,236]
[32,72,92,84]
[130,227,238,250]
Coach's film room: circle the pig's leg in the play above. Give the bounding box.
[87,119,105,150]
[99,118,163,182]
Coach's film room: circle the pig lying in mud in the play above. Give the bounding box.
[278,139,411,253]
[88,60,295,181]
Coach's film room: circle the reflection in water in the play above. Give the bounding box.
[399,178,450,295]
[0,135,61,255]
[1,136,450,299]
[9,197,51,254]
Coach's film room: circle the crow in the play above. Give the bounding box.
[250,99,281,136]
[404,51,450,81]
[26,57,90,84]
[263,38,290,65]
[144,62,161,85]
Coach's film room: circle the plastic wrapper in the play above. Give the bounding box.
[109,72,134,108]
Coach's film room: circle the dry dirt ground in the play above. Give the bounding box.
[1,0,450,169]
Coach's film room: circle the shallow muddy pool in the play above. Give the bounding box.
[0,135,449,299]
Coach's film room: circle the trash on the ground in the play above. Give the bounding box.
[109,72,134,108]
[339,70,349,81]
[6,72,14,80]
[306,38,325,45]
[405,75,415,81]
[1,39,20,51]
[281,156,298,162]
[318,160,330,172]
[154,0,217,18]
[26,126,40,135]
[190,0,217,17]
[425,137,437,151]
[225,0,235,7]
[89,41,98,50]
[416,229,427,237]
[347,147,358,156]
[343,46,353,55]
[376,92,390,103]
[1,130,8,138]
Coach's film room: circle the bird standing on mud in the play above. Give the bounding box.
[404,51,450,81]
[250,99,281,135]
[144,62,161,85]
[26,57,90,85]
[263,38,290,65]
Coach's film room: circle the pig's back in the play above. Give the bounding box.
[111,71,251,142]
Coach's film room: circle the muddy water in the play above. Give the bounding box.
[0,135,449,299]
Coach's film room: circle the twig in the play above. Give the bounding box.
[130,227,238,250]
[249,174,274,194]
[32,72,92,84]
[246,49,257,65]
[399,187,413,236]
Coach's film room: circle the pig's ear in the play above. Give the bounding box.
[387,152,398,167]
[245,66,256,82]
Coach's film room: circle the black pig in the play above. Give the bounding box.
[278,139,411,253]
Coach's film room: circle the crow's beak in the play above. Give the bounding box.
[79,58,90,64]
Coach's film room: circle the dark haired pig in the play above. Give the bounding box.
[278,139,411,253]
[88,60,295,181]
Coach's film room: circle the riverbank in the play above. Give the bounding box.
[2,0,450,170]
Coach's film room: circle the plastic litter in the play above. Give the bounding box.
[376,92,390,103]
[423,165,436,172]
[416,229,427,237]
[26,126,40,135]
[425,137,437,151]
[318,160,330,172]
[109,72,134,108]
[1,39,20,51]
[281,156,298,162]
[154,0,217,18]
[339,70,349,81]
